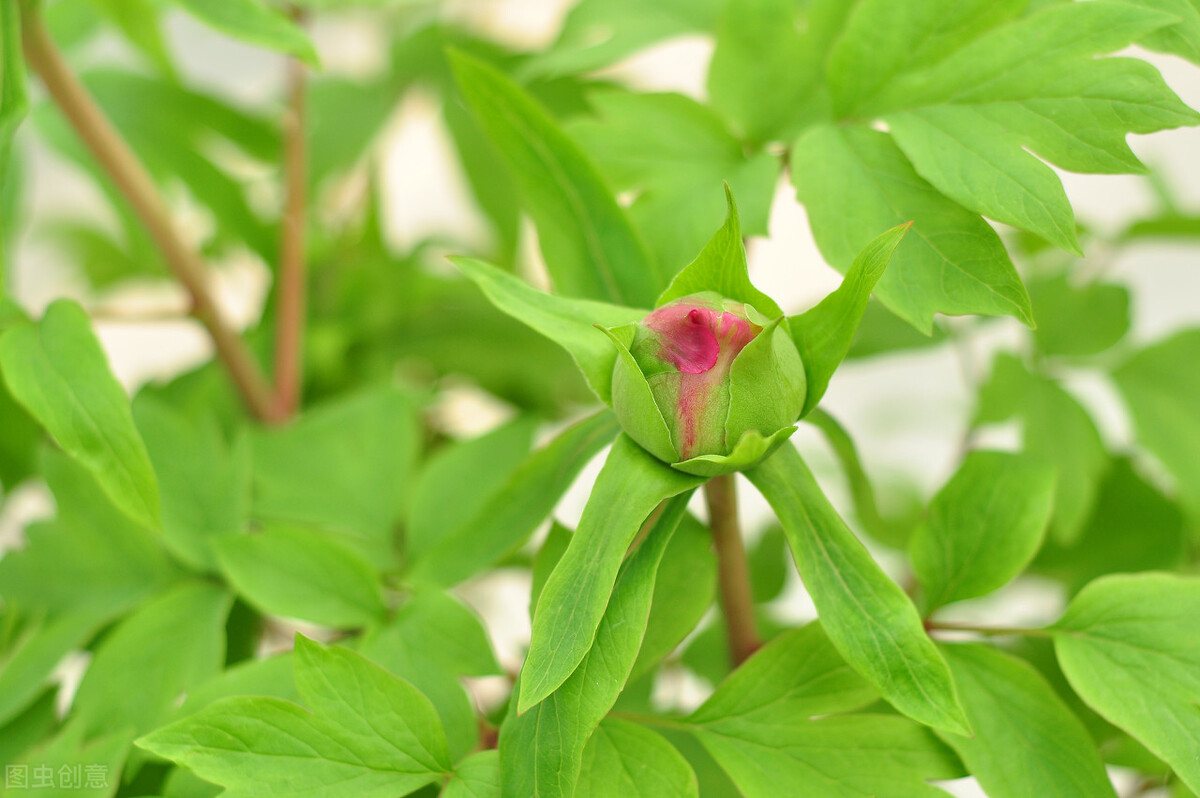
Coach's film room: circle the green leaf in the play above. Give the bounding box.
[654,186,780,316]
[1029,273,1131,357]
[789,223,909,416]
[501,494,692,798]
[86,0,175,76]
[747,444,970,736]
[1113,328,1200,523]
[0,606,113,727]
[909,450,1056,612]
[71,581,232,738]
[748,525,788,604]
[839,2,1198,252]
[452,257,646,404]
[936,643,1116,798]
[530,522,572,616]
[846,300,948,360]
[689,622,878,726]
[134,396,249,573]
[444,750,500,798]
[0,368,40,490]
[360,591,498,761]
[169,0,319,65]
[976,354,1109,543]
[688,627,960,798]
[601,324,678,463]
[1034,458,1188,596]
[630,514,717,681]
[176,652,299,719]
[0,299,161,529]
[792,124,1032,332]
[524,0,722,78]
[577,719,698,798]
[407,410,620,587]
[520,438,703,712]
[707,0,841,144]
[826,0,1027,118]
[214,524,386,628]
[249,385,420,569]
[568,92,780,271]
[407,416,536,564]
[0,449,177,617]
[1053,573,1200,793]
[1,0,28,201]
[9,725,132,798]
[1136,0,1200,65]
[138,636,452,797]
[0,689,56,768]
[449,52,663,306]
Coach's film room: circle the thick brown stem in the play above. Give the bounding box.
[705,474,760,667]
[272,27,308,420]
[19,4,283,423]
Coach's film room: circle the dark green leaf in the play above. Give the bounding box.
[214,524,387,628]
[0,299,160,529]
[449,52,663,306]
[519,437,703,712]
[138,636,452,797]
[747,444,969,736]
[909,450,1056,612]
[1053,573,1200,793]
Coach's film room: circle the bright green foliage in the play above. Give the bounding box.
[976,354,1109,543]
[748,444,970,736]
[1114,329,1200,523]
[789,222,910,416]
[577,719,698,798]
[134,397,249,572]
[170,0,319,65]
[444,751,501,798]
[520,437,702,712]
[793,124,1032,332]
[1028,274,1131,357]
[138,636,453,797]
[527,0,722,77]
[910,450,1056,612]
[71,581,232,738]
[406,411,620,587]
[687,623,962,797]
[450,52,664,307]
[0,300,161,529]
[214,524,387,628]
[1053,574,1200,793]
[937,644,1116,797]
[569,92,779,270]
[0,0,27,240]
[249,385,420,569]
[501,495,691,797]
[7,725,132,798]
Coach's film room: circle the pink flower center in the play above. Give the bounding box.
[645,304,756,374]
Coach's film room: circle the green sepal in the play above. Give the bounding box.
[597,325,679,463]
[673,425,797,478]
[452,256,647,404]
[789,222,910,418]
[655,185,783,318]
[725,318,806,445]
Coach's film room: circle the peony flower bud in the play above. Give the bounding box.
[603,291,807,476]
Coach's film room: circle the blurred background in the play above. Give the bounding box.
[3,1,1200,794]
